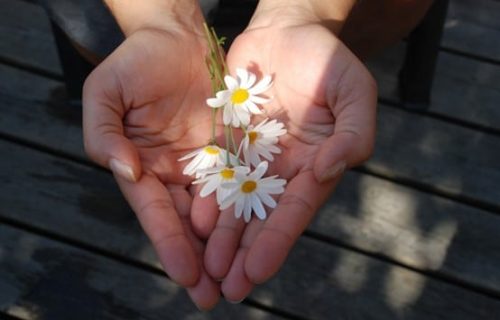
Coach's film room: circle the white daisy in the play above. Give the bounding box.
[220,161,286,222]
[240,118,287,167]
[193,165,250,205]
[206,68,273,127]
[178,145,233,178]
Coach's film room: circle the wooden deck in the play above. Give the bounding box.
[1,0,500,319]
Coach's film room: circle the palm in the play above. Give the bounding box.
[115,30,213,183]
[84,29,222,308]
[203,23,377,301]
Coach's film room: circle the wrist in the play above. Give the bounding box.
[103,0,205,37]
[249,0,357,34]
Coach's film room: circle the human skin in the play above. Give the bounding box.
[83,0,433,309]
[202,0,377,302]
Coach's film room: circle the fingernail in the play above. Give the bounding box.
[109,158,136,182]
[227,298,245,304]
[319,161,346,183]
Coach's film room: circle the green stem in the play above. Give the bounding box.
[229,126,240,166]
[224,125,231,166]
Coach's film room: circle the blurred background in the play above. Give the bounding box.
[1,0,500,319]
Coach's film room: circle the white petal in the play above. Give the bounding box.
[245,101,263,115]
[250,150,261,168]
[249,75,272,94]
[243,72,257,89]
[250,95,271,105]
[251,193,267,220]
[250,161,268,180]
[178,148,202,161]
[219,189,240,210]
[200,176,220,197]
[207,97,224,108]
[257,146,274,161]
[234,166,251,174]
[260,177,286,188]
[223,104,232,125]
[257,191,277,208]
[234,197,244,219]
[221,181,239,189]
[236,68,249,87]
[235,107,250,126]
[243,196,252,222]
[266,144,282,154]
[183,153,205,175]
[224,75,239,90]
[253,118,269,131]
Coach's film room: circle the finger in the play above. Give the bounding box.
[314,57,377,183]
[245,171,340,284]
[167,185,221,310]
[82,67,141,182]
[191,185,220,239]
[221,248,254,303]
[204,207,246,280]
[115,173,199,287]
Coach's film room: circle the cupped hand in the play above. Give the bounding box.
[203,22,377,301]
[82,27,221,309]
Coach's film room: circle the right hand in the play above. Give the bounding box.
[82,25,222,309]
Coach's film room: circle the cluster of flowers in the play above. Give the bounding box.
[179,67,287,223]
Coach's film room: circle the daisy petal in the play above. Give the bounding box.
[236,68,249,87]
[235,197,244,219]
[257,191,277,208]
[199,176,220,197]
[243,196,252,222]
[250,161,268,180]
[251,193,267,220]
[250,95,271,105]
[219,189,239,210]
[249,75,272,94]
[224,75,239,90]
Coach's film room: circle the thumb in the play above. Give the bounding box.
[314,62,377,183]
[82,68,141,182]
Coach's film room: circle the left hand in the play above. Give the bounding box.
[200,16,377,302]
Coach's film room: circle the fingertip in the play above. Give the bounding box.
[157,236,200,287]
[187,270,221,311]
[221,249,254,303]
[204,227,240,280]
[244,231,292,284]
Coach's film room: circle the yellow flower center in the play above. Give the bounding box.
[241,180,257,193]
[231,89,249,104]
[248,131,259,144]
[204,146,219,155]
[220,168,234,180]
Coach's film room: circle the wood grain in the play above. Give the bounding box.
[0,223,284,320]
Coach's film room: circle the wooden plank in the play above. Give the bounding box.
[314,172,500,294]
[2,0,500,132]
[367,43,500,131]
[367,105,500,208]
[0,224,283,320]
[2,52,500,290]
[444,0,500,61]
[2,0,499,78]
[0,64,85,159]
[2,144,500,319]
[3,60,500,209]
[2,132,500,307]
[0,0,61,75]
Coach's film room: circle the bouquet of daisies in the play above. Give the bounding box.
[178,25,286,223]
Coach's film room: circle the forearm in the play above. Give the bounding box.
[249,0,357,34]
[103,0,205,36]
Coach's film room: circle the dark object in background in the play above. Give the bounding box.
[399,0,450,110]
